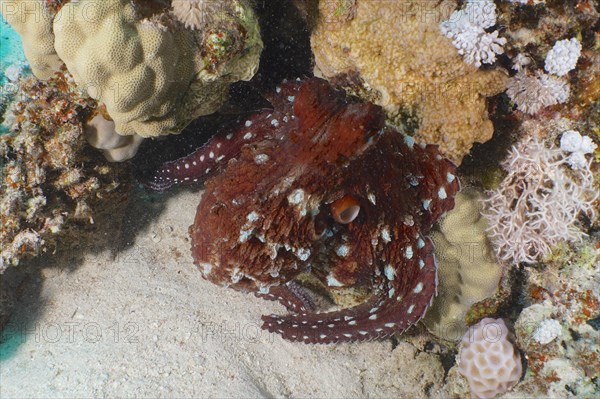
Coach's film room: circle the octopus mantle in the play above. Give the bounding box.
[145,78,460,343]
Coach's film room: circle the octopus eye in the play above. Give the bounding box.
[331,195,360,224]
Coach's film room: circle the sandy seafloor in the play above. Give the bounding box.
[0,189,451,398]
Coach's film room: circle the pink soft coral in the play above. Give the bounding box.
[481,130,597,265]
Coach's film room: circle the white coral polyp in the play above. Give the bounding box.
[560,130,598,169]
[463,0,497,29]
[506,70,570,114]
[172,0,222,30]
[440,0,505,68]
[458,318,522,399]
[544,38,582,77]
[532,319,562,345]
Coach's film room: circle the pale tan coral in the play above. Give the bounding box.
[84,114,144,162]
[51,0,261,138]
[3,0,262,139]
[423,188,503,341]
[0,0,62,79]
[311,0,508,164]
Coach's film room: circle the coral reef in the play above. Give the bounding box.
[506,36,581,115]
[457,318,523,399]
[509,241,600,397]
[310,0,508,164]
[0,72,130,270]
[143,78,460,343]
[481,122,597,265]
[1,0,263,138]
[423,188,503,342]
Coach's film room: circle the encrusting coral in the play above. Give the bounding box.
[423,188,503,341]
[0,72,130,271]
[310,0,508,164]
[1,0,263,138]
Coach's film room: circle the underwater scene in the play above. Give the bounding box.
[0,1,598,398]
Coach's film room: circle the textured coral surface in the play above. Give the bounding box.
[458,318,522,399]
[311,0,507,164]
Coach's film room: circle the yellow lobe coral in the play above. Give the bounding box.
[50,0,262,138]
[311,0,508,164]
[0,0,62,79]
[424,188,504,341]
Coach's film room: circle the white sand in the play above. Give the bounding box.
[0,190,446,398]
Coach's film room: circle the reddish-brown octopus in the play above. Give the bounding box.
[144,78,460,343]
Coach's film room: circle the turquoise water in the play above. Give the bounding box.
[1,16,28,134]
[0,15,27,83]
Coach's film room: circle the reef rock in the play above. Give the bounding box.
[311,0,508,164]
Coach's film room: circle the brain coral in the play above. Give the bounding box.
[424,189,503,341]
[311,0,508,164]
[0,0,62,79]
[458,318,523,399]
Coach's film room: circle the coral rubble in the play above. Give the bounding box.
[0,72,130,270]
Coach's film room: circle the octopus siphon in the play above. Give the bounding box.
[143,78,460,343]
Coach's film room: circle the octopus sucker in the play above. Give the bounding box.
[144,77,459,344]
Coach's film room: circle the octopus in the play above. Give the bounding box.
[144,78,460,343]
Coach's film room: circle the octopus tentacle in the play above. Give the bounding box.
[261,238,438,343]
[142,110,285,191]
[255,281,316,314]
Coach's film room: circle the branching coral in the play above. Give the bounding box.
[481,127,598,265]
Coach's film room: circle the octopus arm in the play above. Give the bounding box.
[261,238,438,344]
[256,281,316,314]
[142,110,284,191]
